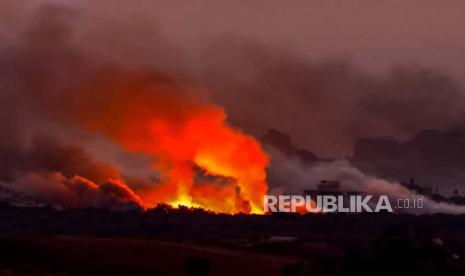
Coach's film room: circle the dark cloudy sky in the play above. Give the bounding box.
[1,1,465,78]
[59,1,465,78]
[143,0,465,79]
[1,0,465,158]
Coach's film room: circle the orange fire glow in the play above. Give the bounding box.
[77,70,269,214]
[138,107,269,214]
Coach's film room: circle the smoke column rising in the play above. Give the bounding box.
[0,3,269,213]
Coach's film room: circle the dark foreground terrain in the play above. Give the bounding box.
[1,203,465,275]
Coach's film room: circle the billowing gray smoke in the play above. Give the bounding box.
[266,147,465,214]
[198,40,465,157]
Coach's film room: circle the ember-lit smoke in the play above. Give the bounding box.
[67,69,269,213]
[1,2,465,214]
[0,3,268,213]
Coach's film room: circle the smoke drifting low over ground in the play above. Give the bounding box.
[266,147,465,214]
[0,2,464,213]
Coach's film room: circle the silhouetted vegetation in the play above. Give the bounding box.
[1,204,465,275]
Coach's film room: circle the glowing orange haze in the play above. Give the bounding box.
[74,70,269,214]
[142,107,268,214]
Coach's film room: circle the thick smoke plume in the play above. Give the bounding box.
[199,40,465,157]
[1,2,464,214]
[0,3,268,213]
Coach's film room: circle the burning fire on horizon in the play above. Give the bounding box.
[35,70,269,214]
[1,64,270,214]
[78,70,270,214]
[3,2,465,216]
[0,3,271,214]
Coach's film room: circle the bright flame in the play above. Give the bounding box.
[137,107,269,214]
[77,70,270,214]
